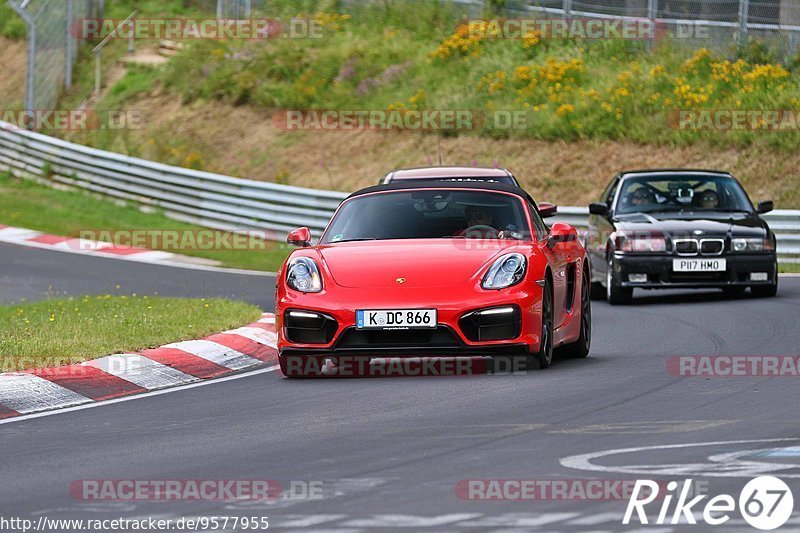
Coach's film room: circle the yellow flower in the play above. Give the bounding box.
[556,104,575,117]
[522,30,541,49]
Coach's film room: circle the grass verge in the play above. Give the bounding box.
[0,295,261,371]
[0,172,290,272]
[779,263,800,273]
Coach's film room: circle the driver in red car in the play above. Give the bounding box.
[456,206,505,238]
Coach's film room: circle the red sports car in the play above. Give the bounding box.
[276,181,591,377]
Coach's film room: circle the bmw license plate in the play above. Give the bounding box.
[672,259,727,272]
[356,309,437,330]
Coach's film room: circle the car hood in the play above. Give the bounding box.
[317,239,523,289]
[614,211,768,239]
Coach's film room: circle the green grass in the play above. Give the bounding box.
[144,0,800,150]
[0,3,26,40]
[0,295,261,370]
[0,172,290,271]
[779,263,800,273]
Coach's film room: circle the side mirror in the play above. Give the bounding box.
[757,201,774,214]
[547,222,578,250]
[287,227,311,247]
[538,202,558,218]
[589,202,609,216]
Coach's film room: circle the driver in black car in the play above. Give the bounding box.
[629,187,656,209]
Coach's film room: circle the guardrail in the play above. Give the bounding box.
[0,120,347,237]
[0,120,797,263]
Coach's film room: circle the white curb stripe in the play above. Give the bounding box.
[0,228,42,241]
[83,354,198,390]
[223,326,278,347]
[0,373,92,414]
[257,316,276,324]
[162,340,261,370]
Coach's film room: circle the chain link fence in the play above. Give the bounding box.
[482,0,800,58]
[6,0,259,123]
[7,0,104,115]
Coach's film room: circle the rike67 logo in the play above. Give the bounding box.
[624,476,794,530]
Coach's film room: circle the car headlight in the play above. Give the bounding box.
[286,257,322,293]
[614,232,667,253]
[482,253,527,290]
[732,237,773,252]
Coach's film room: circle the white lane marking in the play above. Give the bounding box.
[223,326,278,346]
[94,250,176,262]
[0,365,280,426]
[0,373,92,413]
[560,438,800,478]
[460,512,581,527]
[162,340,262,370]
[83,354,198,389]
[566,511,629,526]
[342,514,481,528]
[277,516,348,528]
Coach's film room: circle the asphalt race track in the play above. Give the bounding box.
[2,244,800,532]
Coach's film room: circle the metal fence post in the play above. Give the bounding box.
[563,0,572,17]
[738,0,749,46]
[647,0,656,19]
[217,0,223,19]
[7,1,36,119]
[66,0,75,89]
[647,0,657,50]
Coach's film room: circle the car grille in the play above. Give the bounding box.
[674,239,698,255]
[672,238,725,256]
[337,326,461,349]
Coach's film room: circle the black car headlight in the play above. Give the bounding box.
[731,237,773,252]
[286,257,322,293]
[482,253,526,290]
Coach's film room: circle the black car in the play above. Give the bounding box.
[586,170,778,305]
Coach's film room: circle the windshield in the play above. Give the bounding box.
[615,174,754,214]
[322,190,530,243]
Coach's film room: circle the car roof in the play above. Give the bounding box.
[384,166,515,180]
[347,180,534,203]
[618,169,733,180]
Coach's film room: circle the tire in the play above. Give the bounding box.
[527,277,554,370]
[558,269,591,359]
[590,281,605,301]
[751,280,778,298]
[279,354,325,378]
[606,257,633,305]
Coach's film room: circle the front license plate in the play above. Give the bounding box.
[672,258,727,272]
[356,309,437,330]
